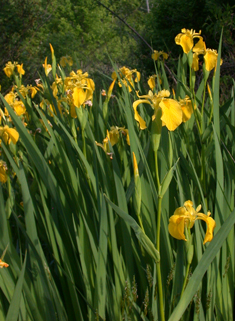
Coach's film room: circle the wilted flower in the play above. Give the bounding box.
[0,160,8,184]
[168,200,216,244]
[101,89,106,96]
[0,259,9,268]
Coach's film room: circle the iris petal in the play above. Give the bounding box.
[159,99,182,131]
[168,215,186,241]
[133,100,149,130]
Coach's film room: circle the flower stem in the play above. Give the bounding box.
[81,129,87,159]
[181,262,190,298]
[154,149,165,320]
[156,196,165,321]
[154,150,160,191]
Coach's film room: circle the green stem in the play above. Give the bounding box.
[81,129,87,159]
[154,150,160,191]
[156,197,162,253]
[156,196,165,321]
[181,262,190,298]
[154,145,165,320]
[201,82,207,132]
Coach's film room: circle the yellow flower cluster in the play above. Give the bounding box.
[46,69,95,119]
[168,200,216,244]
[4,85,37,119]
[175,28,223,72]
[111,66,140,92]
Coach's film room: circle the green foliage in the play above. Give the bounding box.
[0,0,146,93]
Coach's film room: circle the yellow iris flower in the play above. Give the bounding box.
[0,125,19,145]
[168,200,216,244]
[204,49,223,72]
[60,56,73,67]
[96,126,130,154]
[112,67,140,92]
[17,63,25,75]
[3,61,16,78]
[133,90,184,131]
[151,50,169,61]
[175,29,203,54]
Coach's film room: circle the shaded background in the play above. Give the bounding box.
[1,0,234,93]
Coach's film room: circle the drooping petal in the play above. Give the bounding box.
[159,99,182,131]
[135,71,141,82]
[193,37,206,55]
[4,91,15,105]
[204,49,219,71]
[147,76,156,90]
[192,53,199,71]
[180,34,194,53]
[0,126,19,145]
[168,215,186,241]
[5,127,19,144]
[107,128,119,146]
[133,100,149,130]
[17,63,25,75]
[203,217,216,244]
[72,87,87,107]
[13,101,26,116]
[179,97,194,122]
[3,62,15,78]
